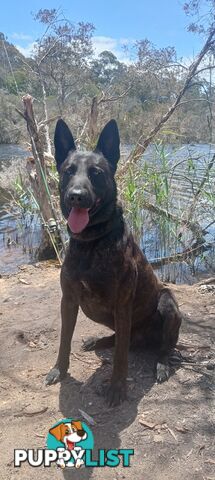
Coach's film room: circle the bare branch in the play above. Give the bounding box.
[139,199,204,238]
[38,115,61,129]
[15,107,27,121]
[120,27,215,173]
[194,64,215,76]
[98,85,132,104]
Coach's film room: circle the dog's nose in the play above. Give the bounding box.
[69,189,83,204]
[65,187,92,209]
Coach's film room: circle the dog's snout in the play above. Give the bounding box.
[77,429,85,437]
[65,182,94,210]
[66,188,88,207]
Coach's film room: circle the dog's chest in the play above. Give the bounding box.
[68,241,121,285]
[78,277,115,326]
[66,243,121,308]
[78,271,113,301]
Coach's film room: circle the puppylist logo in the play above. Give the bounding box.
[14,417,134,469]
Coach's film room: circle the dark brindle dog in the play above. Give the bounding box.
[46,119,182,406]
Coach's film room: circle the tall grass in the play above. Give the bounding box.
[10,141,215,282]
[119,141,215,281]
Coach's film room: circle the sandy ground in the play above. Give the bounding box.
[0,263,214,480]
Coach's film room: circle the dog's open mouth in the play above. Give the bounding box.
[66,440,75,451]
[68,199,101,234]
[68,207,90,234]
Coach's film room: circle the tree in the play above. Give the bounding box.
[33,9,94,113]
[183,0,215,34]
[91,50,125,85]
[121,25,215,170]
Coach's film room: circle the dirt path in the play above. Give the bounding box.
[0,263,214,480]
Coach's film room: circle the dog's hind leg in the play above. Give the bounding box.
[156,289,182,383]
[82,334,115,351]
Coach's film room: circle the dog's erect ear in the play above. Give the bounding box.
[72,421,83,431]
[49,423,64,442]
[72,421,87,440]
[95,119,120,173]
[54,119,76,172]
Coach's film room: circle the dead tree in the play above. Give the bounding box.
[17,95,65,261]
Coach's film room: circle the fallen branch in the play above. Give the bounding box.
[196,277,215,286]
[150,243,210,268]
[141,199,205,239]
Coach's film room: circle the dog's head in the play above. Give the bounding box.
[49,420,87,450]
[54,119,120,235]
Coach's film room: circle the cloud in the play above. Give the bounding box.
[15,35,134,63]
[92,36,133,64]
[11,33,33,41]
[92,36,118,55]
[15,42,37,57]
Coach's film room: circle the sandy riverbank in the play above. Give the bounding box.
[0,263,214,480]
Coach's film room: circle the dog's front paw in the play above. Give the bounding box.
[105,380,127,407]
[156,362,170,383]
[45,367,66,385]
[75,458,84,469]
[57,459,66,469]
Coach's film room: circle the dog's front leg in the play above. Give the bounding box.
[106,303,132,407]
[46,295,79,385]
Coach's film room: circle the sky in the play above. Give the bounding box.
[1,0,204,61]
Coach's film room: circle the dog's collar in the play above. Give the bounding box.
[68,204,124,243]
[69,220,118,242]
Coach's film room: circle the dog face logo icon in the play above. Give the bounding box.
[47,418,94,469]
[15,417,134,469]
[49,420,87,450]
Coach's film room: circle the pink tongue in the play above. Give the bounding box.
[68,207,89,233]
[66,440,74,451]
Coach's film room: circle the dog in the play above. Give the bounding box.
[46,118,182,406]
[49,420,87,468]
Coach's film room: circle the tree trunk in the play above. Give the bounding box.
[88,96,98,146]
[22,94,62,261]
[39,74,52,156]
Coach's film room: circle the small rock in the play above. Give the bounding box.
[19,278,30,285]
[153,434,163,443]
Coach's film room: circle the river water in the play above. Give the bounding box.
[0,145,42,273]
[0,143,214,280]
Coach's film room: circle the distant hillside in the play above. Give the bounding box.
[0,28,213,145]
[0,33,38,143]
[0,33,28,90]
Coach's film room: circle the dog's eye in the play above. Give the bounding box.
[65,165,77,176]
[88,168,103,179]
